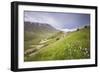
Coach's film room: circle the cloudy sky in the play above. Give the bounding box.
[24,11,90,31]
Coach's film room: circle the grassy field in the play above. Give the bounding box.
[24,27,90,61]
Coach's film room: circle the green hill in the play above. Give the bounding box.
[24,22,59,51]
[24,27,90,61]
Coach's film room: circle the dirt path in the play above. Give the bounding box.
[29,47,44,56]
[25,44,46,56]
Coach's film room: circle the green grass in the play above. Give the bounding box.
[24,27,90,61]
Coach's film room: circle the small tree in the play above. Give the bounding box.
[84,26,88,28]
[77,28,79,31]
[56,38,59,41]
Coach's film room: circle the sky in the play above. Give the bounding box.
[24,11,90,32]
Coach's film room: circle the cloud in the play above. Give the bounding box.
[24,11,90,31]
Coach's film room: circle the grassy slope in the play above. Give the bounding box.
[25,27,90,61]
